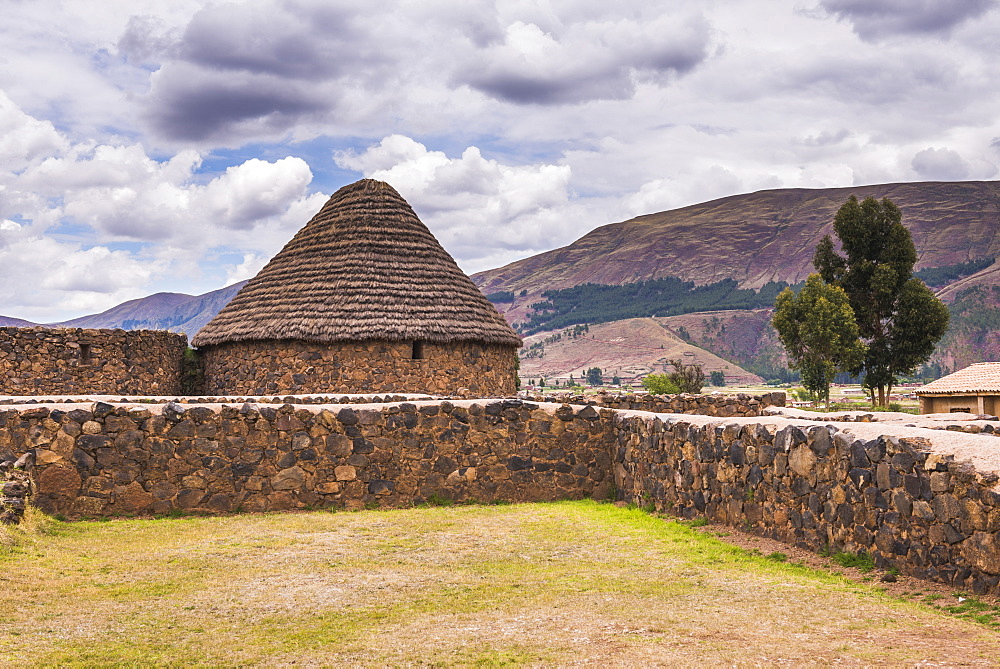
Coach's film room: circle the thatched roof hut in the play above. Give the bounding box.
[193,179,521,349]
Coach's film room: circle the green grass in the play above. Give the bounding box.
[1,502,999,665]
[831,550,876,572]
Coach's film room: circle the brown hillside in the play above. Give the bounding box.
[935,258,1000,302]
[519,318,761,385]
[475,181,1000,323]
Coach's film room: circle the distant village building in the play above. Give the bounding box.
[915,362,1000,414]
[192,179,522,397]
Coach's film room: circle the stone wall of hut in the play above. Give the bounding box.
[199,339,518,397]
[0,328,187,396]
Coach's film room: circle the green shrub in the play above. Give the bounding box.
[642,373,680,395]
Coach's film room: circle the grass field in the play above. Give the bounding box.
[2,501,999,666]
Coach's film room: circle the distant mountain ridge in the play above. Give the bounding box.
[473,180,1000,324]
[0,315,38,327]
[0,281,248,338]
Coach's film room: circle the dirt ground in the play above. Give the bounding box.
[3,502,1000,666]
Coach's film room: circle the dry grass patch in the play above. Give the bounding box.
[1,501,999,666]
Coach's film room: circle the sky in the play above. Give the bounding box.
[1,0,999,323]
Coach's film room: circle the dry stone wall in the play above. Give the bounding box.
[526,391,785,417]
[2,399,612,519]
[201,339,518,397]
[4,397,1000,595]
[615,413,1000,594]
[0,328,187,396]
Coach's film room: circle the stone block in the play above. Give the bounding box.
[36,464,82,497]
[929,471,951,493]
[115,481,154,514]
[788,445,816,477]
[272,466,305,490]
[335,465,357,481]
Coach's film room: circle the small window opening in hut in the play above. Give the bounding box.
[79,343,92,364]
[411,340,425,360]
[950,407,971,413]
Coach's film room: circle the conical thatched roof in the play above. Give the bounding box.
[192,179,521,348]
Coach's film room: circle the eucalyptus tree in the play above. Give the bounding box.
[773,274,865,407]
[813,196,949,407]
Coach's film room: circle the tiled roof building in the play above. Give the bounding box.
[915,362,1000,414]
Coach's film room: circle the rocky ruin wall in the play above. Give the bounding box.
[615,413,1000,595]
[0,328,187,396]
[535,390,786,417]
[4,399,613,520]
[4,398,1000,595]
[200,339,518,397]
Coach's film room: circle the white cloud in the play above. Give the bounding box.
[911,147,970,180]
[223,253,267,286]
[335,135,599,271]
[0,91,68,171]
[458,13,712,104]
[197,157,313,230]
[3,0,1000,321]
[0,94,320,319]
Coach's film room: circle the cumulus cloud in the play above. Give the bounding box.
[145,64,329,142]
[4,0,1000,321]
[0,91,68,171]
[910,147,971,180]
[0,235,159,320]
[336,135,595,271]
[197,157,314,230]
[0,95,320,319]
[458,13,712,104]
[819,0,998,40]
[625,165,744,216]
[127,1,716,144]
[177,1,359,80]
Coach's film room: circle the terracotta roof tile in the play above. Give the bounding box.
[915,362,1000,395]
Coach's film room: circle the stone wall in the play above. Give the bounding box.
[2,399,611,518]
[0,328,187,396]
[200,339,518,398]
[524,391,785,417]
[5,397,1000,594]
[614,413,1000,594]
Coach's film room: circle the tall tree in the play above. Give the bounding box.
[814,195,949,407]
[773,274,865,407]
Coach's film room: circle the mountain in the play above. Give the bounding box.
[0,315,38,327]
[474,180,1000,324]
[519,318,761,385]
[52,280,248,336]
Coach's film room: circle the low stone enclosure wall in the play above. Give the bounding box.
[0,328,187,396]
[4,396,1000,594]
[522,390,786,417]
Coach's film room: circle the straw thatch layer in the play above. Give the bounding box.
[193,179,521,348]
